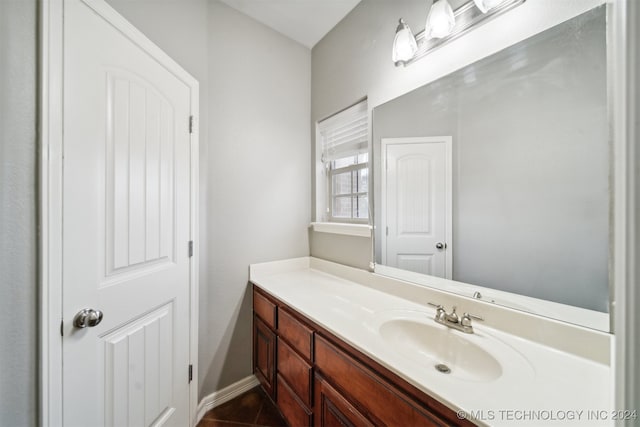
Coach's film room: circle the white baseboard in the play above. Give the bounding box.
[196,375,260,424]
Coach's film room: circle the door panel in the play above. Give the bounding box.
[103,304,174,426]
[106,70,176,277]
[62,1,193,425]
[397,254,434,275]
[397,154,433,235]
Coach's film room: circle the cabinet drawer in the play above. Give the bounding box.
[277,338,313,407]
[253,288,277,329]
[277,374,312,427]
[315,335,450,427]
[278,308,314,361]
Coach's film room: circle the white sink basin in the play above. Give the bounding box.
[380,318,503,382]
[368,310,535,384]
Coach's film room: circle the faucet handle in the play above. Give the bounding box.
[461,312,484,327]
[464,312,484,321]
[427,302,446,320]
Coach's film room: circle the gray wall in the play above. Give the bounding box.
[373,9,608,311]
[105,0,311,400]
[0,0,38,426]
[308,230,371,269]
[202,1,310,395]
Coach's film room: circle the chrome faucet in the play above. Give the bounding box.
[444,305,460,323]
[428,303,484,334]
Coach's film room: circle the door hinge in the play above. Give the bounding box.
[386,226,389,236]
[189,115,194,134]
[188,364,193,383]
[60,319,64,337]
[188,240,194,257]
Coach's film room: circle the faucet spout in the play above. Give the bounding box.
[444,306,459,323]
[428,303,483,334]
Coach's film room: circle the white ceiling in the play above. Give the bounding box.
[218,0,362,48]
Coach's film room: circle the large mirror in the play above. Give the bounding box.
[373,6,610,331]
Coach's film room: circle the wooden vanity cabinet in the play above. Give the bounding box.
[252,285,474,427]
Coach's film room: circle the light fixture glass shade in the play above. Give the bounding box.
[392,19,418,65]
[425,0,456,39]
[473,0,507,13]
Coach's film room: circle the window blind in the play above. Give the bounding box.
[318,99,368,163]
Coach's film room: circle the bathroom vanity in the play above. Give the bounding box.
[253,286,471,427]
[250,257,612,427]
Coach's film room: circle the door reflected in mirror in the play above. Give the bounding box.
[373,6,610,331]
[380,137,453,278]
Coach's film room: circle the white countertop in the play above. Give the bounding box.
[250,257,613,427]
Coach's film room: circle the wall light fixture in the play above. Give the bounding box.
[393,0,526,67]
[425,0,456,39]
[392,19,418,65]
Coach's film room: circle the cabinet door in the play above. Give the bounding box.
[314,375,374,427]
[278,374,313,427]
[254,315,276,398]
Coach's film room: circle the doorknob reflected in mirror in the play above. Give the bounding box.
[73,308,104,328]
[435,242,447,250]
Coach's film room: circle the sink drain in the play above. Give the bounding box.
[435,363,451,374]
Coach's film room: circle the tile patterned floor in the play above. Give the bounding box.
[197,386,288,427]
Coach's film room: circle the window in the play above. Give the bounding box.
[317,100,369,223]
[329,153,369,220]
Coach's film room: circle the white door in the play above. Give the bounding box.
[381,137,452,278]
[62,1,196,425]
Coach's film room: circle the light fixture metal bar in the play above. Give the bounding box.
[399,0,526,67]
